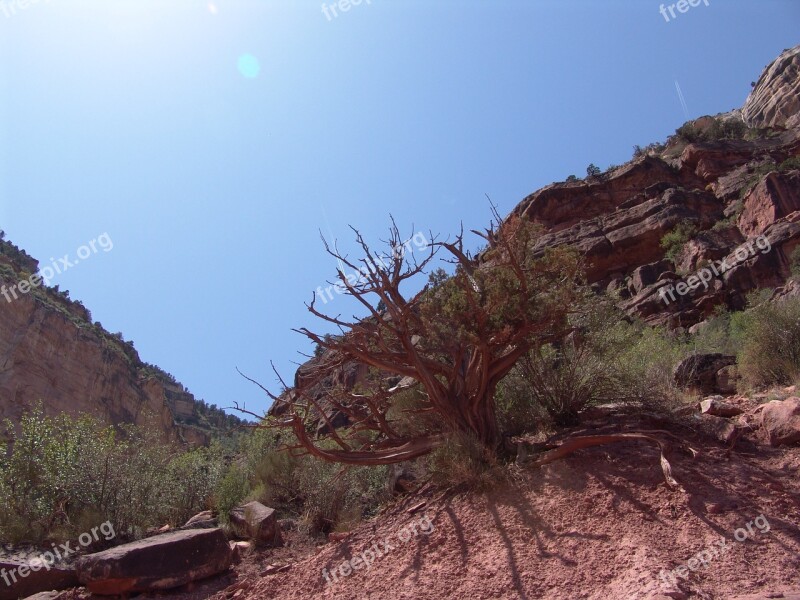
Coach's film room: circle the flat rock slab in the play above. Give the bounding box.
[0,559,77,600]
[76,528,232,595]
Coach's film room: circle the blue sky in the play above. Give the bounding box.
[0,1,797,418]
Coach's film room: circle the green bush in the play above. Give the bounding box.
[498,299,688,429]
[674,118,750,145]
[779,156,800,172]
[660,221,698,262]
[241,428,389,534]
[0,407,224,544]
[214,463,251,525]
[425,430,499,491]
[731,296,800,388]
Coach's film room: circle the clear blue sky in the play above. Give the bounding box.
[0,1,797,418]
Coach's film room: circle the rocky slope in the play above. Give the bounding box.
[270,45,800,419]
[0,238,235,445]
[510,45,800,330]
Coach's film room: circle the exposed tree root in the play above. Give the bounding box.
[525,433,687,492]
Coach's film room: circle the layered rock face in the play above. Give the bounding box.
[269,45,800,421]
[743,46,800,130]
[0,241,210,446]
[512,45,800,329]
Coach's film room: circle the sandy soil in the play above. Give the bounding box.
[55,399,800,600]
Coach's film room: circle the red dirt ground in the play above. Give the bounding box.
[215,407,800,600]
[60,397,800,600]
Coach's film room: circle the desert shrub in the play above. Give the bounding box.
[689,308,738,356]
[214,463,251,525]
[0,407,224,544]
[632,142,666,158]
[780,155,800,172]
[244,431,389,534]
[565,174,579,182]
[731,296,800,388]
[425,430,499,491]
[501,299,688,428]
[495,367,549,437]
[165,445,224,523]
[674,118,749,144]
[661,221,698,262]
[517,338,625,426]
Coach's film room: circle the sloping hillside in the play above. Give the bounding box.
[0,236,240,445]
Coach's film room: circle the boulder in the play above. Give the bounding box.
[760,397,800,446]
[700,396,743,417]
[228,502,282,547]
[698,414,739,444]
[75,528,232,595]
[674,354,736,394]
[715,365,739,395]
[0,559,78,600]
[182,510,217,529]
[20,593,63,600]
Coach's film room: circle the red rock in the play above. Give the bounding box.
[760,397,800,446]
[0,559,77,600]
[738,171,800,237]
[228,502,282,547]
[75,528,232,595]
[700,397,743,417]
[698,413,739,444]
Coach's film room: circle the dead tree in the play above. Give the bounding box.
[260,214,586,466]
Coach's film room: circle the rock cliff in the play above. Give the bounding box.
[0,237,233,445]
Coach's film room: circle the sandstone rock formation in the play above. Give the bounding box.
[0,238,239,445]
[743,46,800,130]
[0,558,77,600]
[272,46,800,423]
[75,528,233,594]
[228,502,282,547]
[760,397,800,446]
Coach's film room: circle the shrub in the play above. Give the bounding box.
[502,299,688,428]
[779,156,800,172]
[0,407,224,544]
[674,118,750,145]
[565,174,579,182]
[495,367,549,437]
[660,221,698,262]
[214,464,251,525]
[425,430,499,491]
[586,163,601,177]
[243,428,389,534]
[632,142,666,158]
[732,296,800,388]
